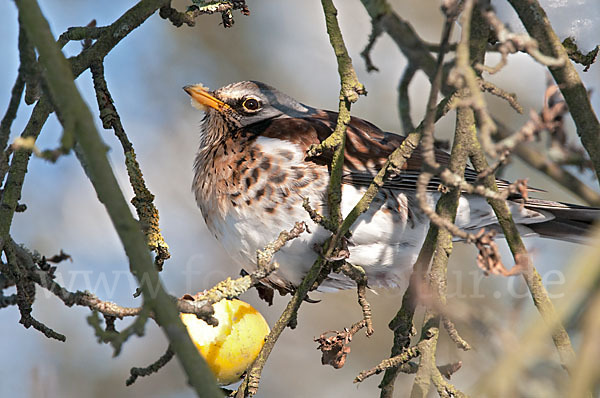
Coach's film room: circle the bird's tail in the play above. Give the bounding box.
[523,198,600,244]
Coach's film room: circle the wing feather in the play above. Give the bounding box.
[248,109,528,195]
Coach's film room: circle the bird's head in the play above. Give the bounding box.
[183,81,313,129]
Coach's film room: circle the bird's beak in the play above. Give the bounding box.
[183,84,229,112]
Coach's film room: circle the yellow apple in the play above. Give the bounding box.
[180,298,270,385]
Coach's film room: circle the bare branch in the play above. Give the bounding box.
[562,37,599,72]
[470,106,576,377]
[126,346,174,386]
[159,1,249,28]
[90,61,171,270]
[15,0,224,394]
[493,119,600,206]
[340,263,374,336]
[398,64,417,133]
[236,1,370,394]
[442,316,471,351]
[478,5,564,75]
[507,0,600,181]
[355,346,420,383]
[361,19,383,72]
[479,80,523,114]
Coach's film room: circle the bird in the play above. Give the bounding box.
[183,80,599,292]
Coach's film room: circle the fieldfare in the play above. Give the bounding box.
[184,81,599,291]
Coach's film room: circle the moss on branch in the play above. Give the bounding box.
[15,0,223,395]
[90,61,171,270]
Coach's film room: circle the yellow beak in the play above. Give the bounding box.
[183,84,230,112]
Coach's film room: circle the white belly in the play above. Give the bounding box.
[200,137,552,291]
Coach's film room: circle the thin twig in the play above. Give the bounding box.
[469,108,577,376]
[340,262,374,336]
[159,1,249,28]
[361,19,383,72]
[90,61,171,270]
[302,198,337,233]
[398,64,417,133]
[235,1,366,394]
[88,308,150,355]
[360,0,438,82]
[451,0,497,157]
[3,241,66,341]
[0,75,25,152]
[57,24,106,48]
[507,0,600,182]
[479,80,523,114]
[477,224,600,395]
[234,255,329,397]
[409,5,463,396]
[562,37,599,72]
[126,346,175,386]
[355,346,420,383]
[377,94,461,397]
[442,316,471,351]
[493,119,600,206]
[16,0,224,395]
[478,5,564,75]
[191,222,308,310]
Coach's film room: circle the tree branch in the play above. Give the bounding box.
[360,0,437,80]
[477,224,600,395]
[235,1,368,394]
[469,100,577,376]
[507,0,600,182]
[15,0,223,395]
[493,119,600,206]
[90,61,171,270]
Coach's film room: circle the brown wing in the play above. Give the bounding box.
[245,109,507,192]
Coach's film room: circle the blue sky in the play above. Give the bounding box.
[1,1,599,397]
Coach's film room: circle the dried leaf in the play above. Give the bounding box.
[315,330,353,369]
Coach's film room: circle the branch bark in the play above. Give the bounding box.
[494,119,600,206]
[508,0,600,182]
[15,0,222,395]
[360,0,437,80]
[236,1,368,395]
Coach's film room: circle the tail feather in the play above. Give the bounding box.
[522,198,600,243]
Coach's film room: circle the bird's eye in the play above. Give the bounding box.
[242,98,261,112]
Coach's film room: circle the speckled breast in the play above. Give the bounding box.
[193,134,331,283]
